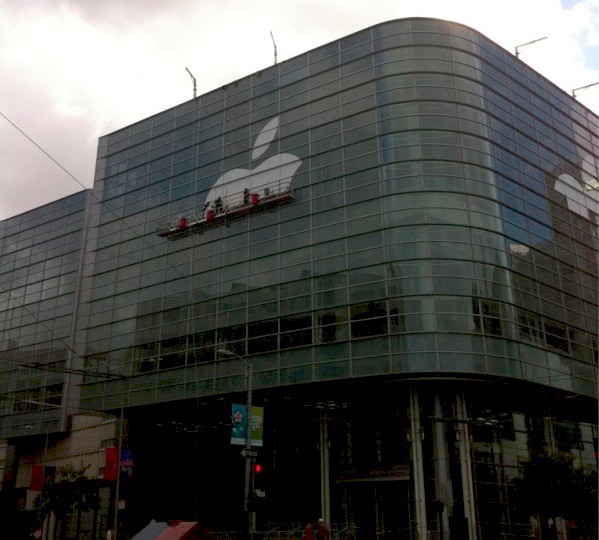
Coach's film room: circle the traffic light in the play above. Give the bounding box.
[252,461,268,502]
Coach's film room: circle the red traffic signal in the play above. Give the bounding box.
[254,463,263,474]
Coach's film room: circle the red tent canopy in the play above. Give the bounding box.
[132,519,215,540]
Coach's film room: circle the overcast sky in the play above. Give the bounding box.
[1,0,597,220]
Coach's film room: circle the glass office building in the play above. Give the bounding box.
[0,193,88,438]
[1,17,597,539]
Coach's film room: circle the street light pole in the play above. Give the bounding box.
[244,358,254,537]
[113,400,125,540]
[217,349,254,538]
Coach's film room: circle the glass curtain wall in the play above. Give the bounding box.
[79,19,596,414]
[0,192,87,438]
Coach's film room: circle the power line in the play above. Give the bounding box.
[0,109,170,259]
[20,361,128,380]
[0,108,192,279]
[0,109,196,389]
[0,110,89,192]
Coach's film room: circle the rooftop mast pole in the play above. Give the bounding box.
[270,31,278,65]
[572,81,599,97]
[515,36,547,57]
[185,67,197,99]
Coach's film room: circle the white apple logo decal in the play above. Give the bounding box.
[204,116,302,204]
[554,153,599,227]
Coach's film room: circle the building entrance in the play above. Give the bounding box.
[338,481,413,540]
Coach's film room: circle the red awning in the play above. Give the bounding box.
[132,520,214,540]
[157,521,198,540]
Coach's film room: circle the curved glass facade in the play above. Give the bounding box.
[78,18,597,410]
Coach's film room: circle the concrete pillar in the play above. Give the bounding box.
[433,395,452,540]
[455,393,477,540]
[48,512,56,540]
[319,408,331,527]
[409,389,427,539]
[543,416,556,456]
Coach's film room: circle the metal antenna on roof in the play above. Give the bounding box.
[572,81,599,98]
[515,36,547,57]
[270,31,278,65]
[185,67,197,99]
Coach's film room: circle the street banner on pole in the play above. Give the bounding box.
[30,465,44,491]
[231,404,264,446]
[120,448,133,478]
[231,403,247,445]
[250,405,264,446]
[104,447,119,481]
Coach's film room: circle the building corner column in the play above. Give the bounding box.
[433,395,452,539]
[409,389,428,539]
[456,393,477,540]
[319,408,331,527]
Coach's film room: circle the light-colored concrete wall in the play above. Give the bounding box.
[46,415,118,479]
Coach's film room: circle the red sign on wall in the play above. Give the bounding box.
[104,447,119,481]
[30,465,44,491]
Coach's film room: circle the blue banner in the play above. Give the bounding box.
[231,404,264,446]
[231,404,248,445]
[120,448,133,478]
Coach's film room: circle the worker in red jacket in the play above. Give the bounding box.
[302,521,315,540]
[316,518,330,540]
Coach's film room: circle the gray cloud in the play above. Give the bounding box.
[1,0,597,220]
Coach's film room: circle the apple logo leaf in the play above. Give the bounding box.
[252,117,279,161]
[553,153,599,226]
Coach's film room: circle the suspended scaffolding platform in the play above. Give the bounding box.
[156,183,293,240]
